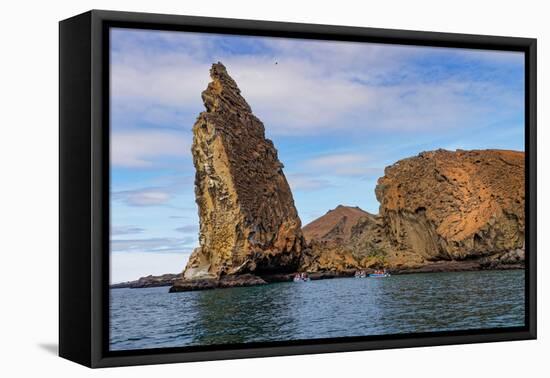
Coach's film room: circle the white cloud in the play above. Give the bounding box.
[111,226,145,235]
[223,56,372,133]
[111,55,209,108]
[175,225,198,233]
[111,50,372,134]
[111,130,190,168]
[113,187,172,207]
[111,237,196,253]
[110,32,523,137]
[287,173,331,191]
[304,153,381,177]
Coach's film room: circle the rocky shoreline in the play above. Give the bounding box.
[168,249,524,292]
[113,248,524,292]
[169,274,267,292]
[390,249,525,274]
[110,273,180,289]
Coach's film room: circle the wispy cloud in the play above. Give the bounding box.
[175,225,198,234]
[303,153,381,177]
[287,173,331,191]
[111,57,208,109]
[110,30,523,137]
[169,215,189,219]
[111,237,196,254]
[111,173,196,208]
[111,226,145,235]
[113,187,172,207]
[111,130,190,168]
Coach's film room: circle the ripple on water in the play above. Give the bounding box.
[109,270,525,351]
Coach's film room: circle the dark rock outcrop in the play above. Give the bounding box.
[172,62,306,292]
[170,274,267,292]
[110,273,180,289]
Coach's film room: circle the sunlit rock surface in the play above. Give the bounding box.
[178,62,305,286]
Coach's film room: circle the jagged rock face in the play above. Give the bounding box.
[183,63,305,279]
[375,149,525,261]
[302,149,525,272]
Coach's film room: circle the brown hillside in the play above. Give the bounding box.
[302,205,373,243]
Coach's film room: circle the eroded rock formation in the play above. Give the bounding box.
[375,149,525,262]
[180,62,306,282]
[302,149,525,272]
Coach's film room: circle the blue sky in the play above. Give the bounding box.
[109,28,525,283]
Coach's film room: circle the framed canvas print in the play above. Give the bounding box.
[59,10,537,368]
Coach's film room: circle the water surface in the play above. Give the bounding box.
[110,270,525,351]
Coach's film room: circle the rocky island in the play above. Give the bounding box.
[166,63,525,293]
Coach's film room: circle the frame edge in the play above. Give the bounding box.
[79,9,537,368]
[59,11,94,368]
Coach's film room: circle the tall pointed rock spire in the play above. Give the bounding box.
[182,62,306,280]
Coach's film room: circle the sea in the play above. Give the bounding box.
[110,269,525,351]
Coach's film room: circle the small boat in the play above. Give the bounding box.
[368,272,391,278]
[354,270,366,278]
[293,273,310,282]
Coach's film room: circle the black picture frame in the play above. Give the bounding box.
[59,9,537,368]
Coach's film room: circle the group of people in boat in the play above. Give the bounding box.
[372,269,387,275]
[355,270,367,278]
[355,269,389,278]
[293,272,310,282]
[294,269,389,282]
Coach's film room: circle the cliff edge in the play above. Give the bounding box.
[376,149,524,262]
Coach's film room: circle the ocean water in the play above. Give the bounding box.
[110,270,525,351]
